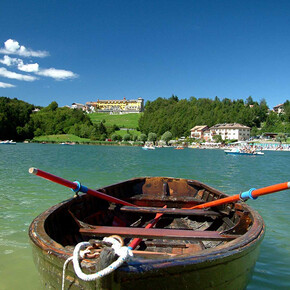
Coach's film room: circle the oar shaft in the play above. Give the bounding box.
[191,181,290,209]
[191,195,239,209]
[29,167,135,207]
[251,182,290,198]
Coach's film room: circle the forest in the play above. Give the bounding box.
[0,96,289,141]
[138,96,290,138]
[0,98,109,141]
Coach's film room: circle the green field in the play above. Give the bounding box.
[113,129,141,138]
[33,134,91,142]
[32,132,142,142]
[89,113,142,129]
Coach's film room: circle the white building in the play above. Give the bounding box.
[273,104,284,114]
[209,123,251,141]
[71,103,86,111]
[190,125,209,139]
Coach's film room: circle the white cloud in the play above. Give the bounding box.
[0,67,37,81]
[0,55,39,72]
[0,39,79,83]
[0,55,21,66]
[36,68,78,80]
[0,39,49,58]
[18,62,39,73]
[0,81,15,88]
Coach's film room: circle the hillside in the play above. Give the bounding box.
[89,112,142,129]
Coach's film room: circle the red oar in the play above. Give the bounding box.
[29,167,135,207]
[128,206,167,250]
[29,168,167,250]
[191,181,290,209]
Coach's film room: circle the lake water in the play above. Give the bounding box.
[0,143,289,289]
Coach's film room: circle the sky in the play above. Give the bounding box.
[0,0,290,109]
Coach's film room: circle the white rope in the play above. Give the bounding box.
[61,237,133,288]
[62,256,73,290]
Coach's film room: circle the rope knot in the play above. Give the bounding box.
[62,235,133,289]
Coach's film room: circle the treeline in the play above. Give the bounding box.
[1,96,289,142]
[0,97,34,140]
[0,98,112,141]
[139,96,290,138]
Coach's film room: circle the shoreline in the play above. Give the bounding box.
[21,140,290,151]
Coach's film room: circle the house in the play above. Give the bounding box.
[209,123,251,141]
[190,125,209,140]
[273,104,284,114]
[71,103,86,111]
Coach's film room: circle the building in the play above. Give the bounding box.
[85,97,144,113]
[190,125,209,140]
[273,104,284,114]
[71,103,86,111]
[209,123,251,141]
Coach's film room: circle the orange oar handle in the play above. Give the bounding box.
[240,182,290,200]
[251,182,290,199]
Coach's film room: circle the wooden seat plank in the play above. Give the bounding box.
[80,226,240,241]
[119,206,221,217]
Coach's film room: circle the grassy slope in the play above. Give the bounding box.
[33,113,143,141]
[114,129,141,138]
[33,134,91,142]
[89,113,142,128]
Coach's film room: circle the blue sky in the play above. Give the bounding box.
[0,0,289,109]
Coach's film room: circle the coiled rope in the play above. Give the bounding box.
[62,236,133,290]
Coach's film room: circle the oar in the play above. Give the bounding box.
[128,206,167,250]
[29,167,166,250]
[29,167,135,207]
[190,181,290,209]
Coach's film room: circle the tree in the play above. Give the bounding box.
[284,100,290,122]
[132,135,138,141]
[45,101,58,111]
[246,96,254,106]
[139,133,147,143]
[276,133,287,143]
[111,134,121,141]
[161,131,172,145]
[212,134,223,143]
[147,132,157,144]
[123,134,131,141]
[0,97,34,140]
[99,122,107,135]
[250,127,259,137]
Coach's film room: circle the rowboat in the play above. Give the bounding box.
[29,173,266,289]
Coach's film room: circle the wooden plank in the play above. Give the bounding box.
[119,206,221,217]
[129,194,204,203]
[80,226,240,241]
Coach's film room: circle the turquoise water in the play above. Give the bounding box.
[0,143,289,289]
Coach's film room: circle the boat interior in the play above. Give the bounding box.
[44,177,254,258]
